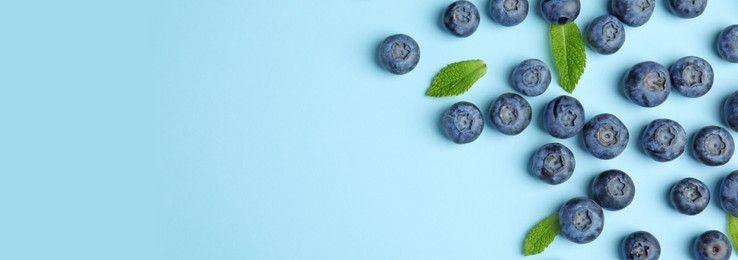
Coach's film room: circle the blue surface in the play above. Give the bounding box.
[2,0,738,259]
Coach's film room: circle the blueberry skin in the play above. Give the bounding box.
[719,171,738,217]
[694,230,731,260]
[378,34,420,75]
[442,101,484,144]
[693,126,735,166]
[489,0,528,26]
[668,0,707,19]
[670,56,713,98]
[622,231,661,260]
[611,0,656,27]
[512,59,551,97]
[489,93,532,135]
[586,15,625,55]
[540,0,580,25]
[583,113,629,160]
[543,96,586,139]
[670,178,710,215]
[558,197,604,244]
[641,119,687,162]
[623,61,671,107]
[443,1,480,37]
[591,170,635,210]
[725,91,738,132]
[530,143,575,185]
[717,25,738,63]
[716,24,738,62]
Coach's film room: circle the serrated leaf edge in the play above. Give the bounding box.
[523,211,559,256]
[550,22,586,94]
[426,59,487,97]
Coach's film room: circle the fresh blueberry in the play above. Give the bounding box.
[717,25,738,63]
[622,231,661,260]
[693,126,735,166]
[512,59,551,97]
[489,0,528,26]
[591,170,635,210]
[442,101,484,144]
[641,119,687,162]
[583,113,629,160]
[720,171,738,217]
[378,34,420,75]
[670,56,714,98]
[694,230,731,260]
[544,96,586,139]
[611,0,656,27]
[443,1,480,37]
[558,197,604,244]
[725,91,738,131]
[489,93,532,135]
[670,177,710,215]
[540,0,580,25]
[667,0,708,19]
[623,61,671,107]
[530,143,575,185]
[586,15,625,55]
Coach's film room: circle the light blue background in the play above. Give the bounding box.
[2,0,738,259]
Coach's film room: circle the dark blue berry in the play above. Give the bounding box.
[591,170,635,210]
[489,93,532,135]
[622,231,661,260]
[378,34,420,75]
[443,1,480,37]
[489,0,528,26]
[670,56,713,98]
[717,25,738,63]
[540,0,580,25]
[442,101,484,144]
[558,197,604,244]
[623,61,671,107]
[586,15,625,55]
[724,91,738,132]
[719,171,738,217]
[667,0,707,19]
[530,143,575,185]
[611,0,656,27]
[693,126,734,166]
[543,96,585,139]
[583,113,629,160]
[641,119,687,162]
[694,230,731,260]
[512,59,551,97]
[670,177,710,215]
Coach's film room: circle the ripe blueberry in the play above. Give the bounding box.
[540,0,580,25]
[611,0,656,27]
[512,59,551,97]
[717,25,738,63]
[641,119,687,162]
[489,0,528,26]
[442,101,484,144]
[622,231,661,260]
[489,93,532,135]
[443,1,480,37]
[670,177,710,215]
[623,61,671,107]
[719,171,738,217]
[558,197,604,244]
[543,96,585,139]
[591,170,635,210]
[583,113,629,160]
[667,0,708,19]
[586,15,625,55]
[530,143,575,185]
[693,230,731,260]
[693,126,735,166]
[724,91,738,132]
[670,56,713,98]
[379,34,420,75]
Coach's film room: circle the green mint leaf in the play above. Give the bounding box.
[523,211,560,256]
[728,214,738,253]
[426,59,487,97]
[550,22,586,93]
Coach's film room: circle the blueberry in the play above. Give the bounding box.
[670,56,714,98]
[623,61,671,107]
[544,96,586,139]
[611,0,656,27]
[489,0,528,26]
[442,102,484,144]
[512,59,551,97]
[693,126,735,166]
[621,231,661,260]
[720,171,738,217]
[725,91,738,131]
[530,143,575,185]
[586,15,625,55]
[641,119,687,162]
[667,0,708,19]
[558,197,604,244]
[539,0,580,25]
[591,170,635,210]
[717,25,738,63]
[489,93,532,135]
[694,230,731,260]
[583,113,629,160]
[670,177,710,215]
[378,34,420,75]
[443,1,480,37]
